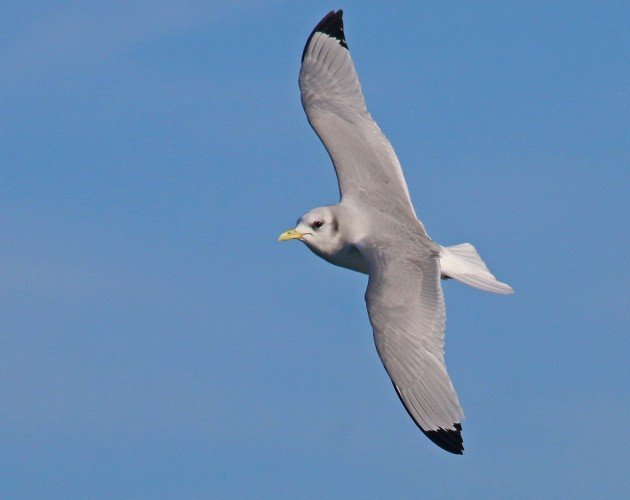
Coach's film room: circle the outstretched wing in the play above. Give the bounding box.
[299,11,420,225]
[360,238,465,454]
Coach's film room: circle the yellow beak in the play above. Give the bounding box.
[278,228,304,241]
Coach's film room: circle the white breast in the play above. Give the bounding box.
[318,244,369,274]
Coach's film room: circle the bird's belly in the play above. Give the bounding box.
[323,245,369,275]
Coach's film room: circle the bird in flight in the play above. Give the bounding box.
[279,10,512,455]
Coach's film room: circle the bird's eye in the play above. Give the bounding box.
[312,219,324,229]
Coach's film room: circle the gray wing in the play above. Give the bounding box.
[299,11,420,224]
[359,237,465,454]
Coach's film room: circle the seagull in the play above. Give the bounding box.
[279,10,513,455]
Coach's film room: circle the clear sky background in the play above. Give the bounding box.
[2,1,629,498]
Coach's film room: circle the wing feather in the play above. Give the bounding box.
[299,11,421,225]
[360,238,465,454]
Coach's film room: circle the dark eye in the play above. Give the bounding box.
[312,219,324,229]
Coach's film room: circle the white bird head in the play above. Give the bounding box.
[278,206,345,258]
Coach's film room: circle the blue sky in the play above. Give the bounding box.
[1,1,628,498]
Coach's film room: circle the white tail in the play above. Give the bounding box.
[439,243,513,294]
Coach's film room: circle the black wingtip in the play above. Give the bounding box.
[392,384,464,455]
[422,423,464,455]
[301,10,348,62]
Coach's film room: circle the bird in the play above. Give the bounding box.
[278,10,513,455]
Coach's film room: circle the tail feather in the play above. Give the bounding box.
[439,243,513,294]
